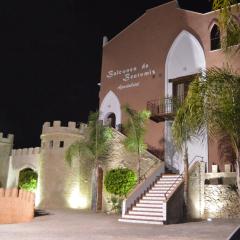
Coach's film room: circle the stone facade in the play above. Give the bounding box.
[204,185,240,218]
[102,128,160,212]
[188,161,205,219]
[37,121,89,209]
[188,162,240,220]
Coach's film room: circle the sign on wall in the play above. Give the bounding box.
[106,63,156,90]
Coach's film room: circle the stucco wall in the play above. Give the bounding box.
[0,188,35,224]
[99,1,240,172]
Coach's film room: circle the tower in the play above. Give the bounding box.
[0,133,14,188]
[37,121,92,209]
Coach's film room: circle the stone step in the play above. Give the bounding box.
[118,218,164,225]
[136,203,163,208]
[157,179,182,183]
[139,199,164,204]
[153,184,178,188]
[162,175,180,179]
[145,193,167,197]
[122,214,164,221]
[132,207,163,212]
[148,190,168,194]
[151,186,176,190]
[128,211,164,216]
[142,196,165,200]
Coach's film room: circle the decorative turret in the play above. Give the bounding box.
[0,133,14,188]
[37,121,91,209]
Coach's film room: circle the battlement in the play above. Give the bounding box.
[42,121,87,135]
[0,133,14,144]
[11,147,41,157]
[0,188,34,224]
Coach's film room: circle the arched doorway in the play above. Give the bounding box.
[107,113,116,128]
[99,91,121,130]
[18,168,38,192]
[164,30,208,173]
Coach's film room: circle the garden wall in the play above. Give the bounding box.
[188,162,240,219]
[0,188,35,224]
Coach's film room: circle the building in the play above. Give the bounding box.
[99,0,240,173]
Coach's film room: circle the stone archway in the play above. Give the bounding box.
[99,91,121,130]
[18,167,38,192]
[164,30,208,173]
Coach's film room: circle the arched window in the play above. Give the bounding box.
[211,24,221,50]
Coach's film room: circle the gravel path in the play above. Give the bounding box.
[0,210,238,240]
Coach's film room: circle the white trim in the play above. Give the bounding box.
[99,91,121,128]
[164,30,208,173]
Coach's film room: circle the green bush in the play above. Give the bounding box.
[18,168,38,192]
[104,168,137,197]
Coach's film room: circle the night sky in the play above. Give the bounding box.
[0,0,213,148]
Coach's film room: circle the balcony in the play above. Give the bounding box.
[147,96,183,122]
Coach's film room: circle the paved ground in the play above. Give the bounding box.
[0,210,239,240]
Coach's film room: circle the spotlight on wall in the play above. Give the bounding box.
[68,187,88,209]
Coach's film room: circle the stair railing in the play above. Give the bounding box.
[164,155,203,201]
[122,161,165,217]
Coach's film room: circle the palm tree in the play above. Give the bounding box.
[123,105,151,183]
[65,111,113,211]
[171,104,192,208]
[172,67,240,194]
[213,0,240,52]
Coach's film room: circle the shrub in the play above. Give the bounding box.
[104,168,137,197]
[18,168,38,192]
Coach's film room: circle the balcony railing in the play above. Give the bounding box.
[147,96,184,122]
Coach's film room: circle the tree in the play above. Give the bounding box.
[123,105,151,183]
[213,0,240,52]
[172,67,240,194]
[65,111,113,211]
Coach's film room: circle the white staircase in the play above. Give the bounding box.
[119,174,183,225]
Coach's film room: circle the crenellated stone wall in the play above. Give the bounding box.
[7,147,40,188]
[37,121,87,209]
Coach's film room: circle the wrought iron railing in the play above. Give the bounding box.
[164,155,204,201]
[147,96,184,121]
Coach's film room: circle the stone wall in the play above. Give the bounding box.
[102,128,161,212]
[37,121,89,209]
[188,162,240,220]
[188,161,205,219]
[7,147,40,188]
[204,185,240,218]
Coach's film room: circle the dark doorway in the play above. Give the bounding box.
[97,167,103,211]
[107,113,116,128]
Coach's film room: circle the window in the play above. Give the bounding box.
[211,24,221,50]
[59,141,64,148]
[49,140,53,149]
